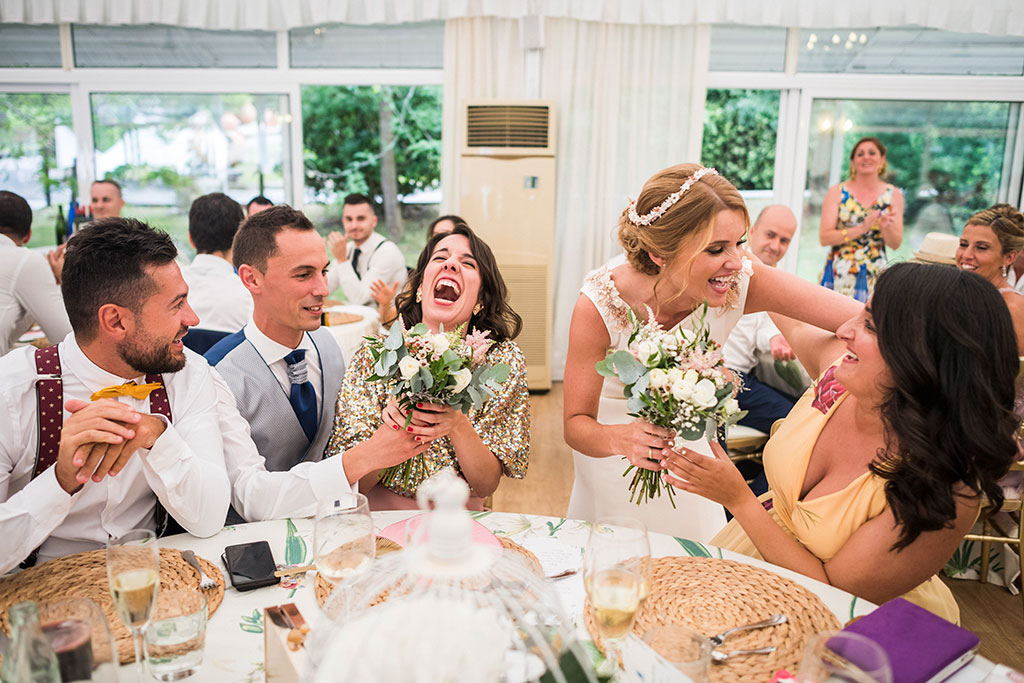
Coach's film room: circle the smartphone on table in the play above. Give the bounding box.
[222,541,280,592]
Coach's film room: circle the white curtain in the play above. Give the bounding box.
[439,17,526,209]
[540,18,707,378]
[4,0,1023,36]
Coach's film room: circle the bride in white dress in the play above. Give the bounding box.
[564,163,861,539]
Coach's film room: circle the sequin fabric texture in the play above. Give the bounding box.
[325,338,531,498]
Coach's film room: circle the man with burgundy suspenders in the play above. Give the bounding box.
[0,218,230,573]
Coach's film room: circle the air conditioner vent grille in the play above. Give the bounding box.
[466,105,550,148]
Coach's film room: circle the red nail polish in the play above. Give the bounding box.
[407,426,413,432]
[415,436,421,442]
[416,403,422,408]
[392,424,399,430]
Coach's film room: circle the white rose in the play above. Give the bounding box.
[666,368,683,385]
[659,333,678,351]
[636,340,658,366]
[693,378,718,408]
[683,369,699,384]
[724,397,740,414]
[431,333,451,355]
[671,379,692,401]
[649,368,668,389]
[398,356,421,380]
[451,368,473,393]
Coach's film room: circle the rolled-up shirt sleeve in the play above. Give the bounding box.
[15,250,72,345]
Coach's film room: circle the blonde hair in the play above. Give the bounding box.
[618,163,748,303]
[966,203,1024,255]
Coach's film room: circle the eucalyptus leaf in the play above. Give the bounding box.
[383,323,405,351]
[626,396,645,413]
[595,357,617,378]
[489,364,511,383]
[418,366,434,389]
[612,350,646,385]
[678,424,703,441]
[411,323,429,336]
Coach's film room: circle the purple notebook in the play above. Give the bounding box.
[842,598,979,683]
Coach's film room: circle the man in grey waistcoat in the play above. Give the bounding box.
[206,206,425,522]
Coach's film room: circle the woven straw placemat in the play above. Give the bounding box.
[314,536,543,607]
[585,556,839,683]
[0,548,224,664]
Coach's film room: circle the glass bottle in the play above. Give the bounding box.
[54,205,66,245]
[1,601,61,683]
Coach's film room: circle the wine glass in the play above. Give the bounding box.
[106,528,160,679]
[797,631,893,683]
[584,516,652,677]
[313,493,375,585]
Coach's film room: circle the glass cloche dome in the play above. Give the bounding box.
[305,469,599,683]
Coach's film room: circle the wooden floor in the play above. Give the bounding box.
[493,383,1024,669]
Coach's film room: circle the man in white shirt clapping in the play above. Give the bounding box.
[325,193,407,306]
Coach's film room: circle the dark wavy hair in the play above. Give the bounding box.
[394,224,522,342]
[869,262,1019,550]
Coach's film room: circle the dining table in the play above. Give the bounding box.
[321,304,380,364]
[152,510,1003,683]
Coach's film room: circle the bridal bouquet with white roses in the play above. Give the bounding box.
[364,321,511,487]
[595,304,746,507]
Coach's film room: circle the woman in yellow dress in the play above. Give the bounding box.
[661,262,1019,623]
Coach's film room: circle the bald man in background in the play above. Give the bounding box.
[724,205,801,435]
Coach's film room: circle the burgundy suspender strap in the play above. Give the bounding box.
[33,346,64,477]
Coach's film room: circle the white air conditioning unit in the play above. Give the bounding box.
[457,100,555,391]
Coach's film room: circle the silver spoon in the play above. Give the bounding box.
[711,646,777,663]
[709,614,787,646]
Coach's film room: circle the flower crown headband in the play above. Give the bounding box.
[627,167,719,227]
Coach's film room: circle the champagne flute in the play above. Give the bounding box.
[797,631,893,683]
[106,529,159,679]
[584,516,651,677]
[313,493,375,585]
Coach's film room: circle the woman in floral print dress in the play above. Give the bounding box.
[819,137,904,298]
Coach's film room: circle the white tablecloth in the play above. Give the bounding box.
[153,510,971,683]
[322,305,379,364]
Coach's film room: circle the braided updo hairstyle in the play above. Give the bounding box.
[966,203,1024,255]
[618,163,749,299]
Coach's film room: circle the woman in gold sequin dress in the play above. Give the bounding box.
[326,225,529,510]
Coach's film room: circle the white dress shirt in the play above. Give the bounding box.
[0,335,230,572]
[242,321,324,414]
[326,231,407,306]
[0,235,72,356]
[181,254,253,333]
[210,368,354,521]
[723,312,782,374]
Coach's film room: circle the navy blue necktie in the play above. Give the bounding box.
[284,349,317,443]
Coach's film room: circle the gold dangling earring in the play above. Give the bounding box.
[473,303,482,315]
[415,289,422,303]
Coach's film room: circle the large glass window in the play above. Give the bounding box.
[0,24,62,68]
[702,89,781,220]
[709,26,787,72]
[798,27,1024,76]
[798,98,1018,281]
[0,93,76,248]
[73,25,277,68]
[301,84,442,266]
[91,93,290,257]
[290,22,444,69]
